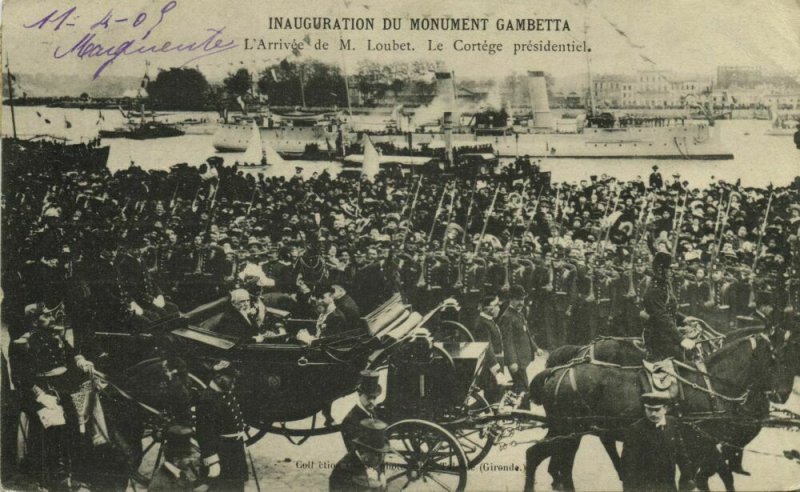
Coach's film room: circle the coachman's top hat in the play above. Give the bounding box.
[357,370,382,396]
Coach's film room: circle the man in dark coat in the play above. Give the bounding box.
[216,289,259,340]
[499,285,543,409]
[332,284,362,330]
[314,286,348,338]
[649,165,664,190]
[330,418,391,492]
[196,361,248,492]
[340,371,381,453]
[643,252,694,360]
[621,392,692,492]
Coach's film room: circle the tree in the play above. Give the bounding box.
[147,68,211,110]
[257,60,348,107]
[223,68,253,98]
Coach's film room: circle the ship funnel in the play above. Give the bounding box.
[435,72,456,119]
[443,111,453,166]
[527,71,554,130]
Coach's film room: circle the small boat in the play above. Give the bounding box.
[99,121,185,139]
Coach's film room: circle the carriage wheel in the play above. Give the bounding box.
[451,392,496,468]
[245,425,268,446]
[430,320,475,344]
[385,419,468,492]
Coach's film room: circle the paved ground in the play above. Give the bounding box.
[216,364,800,491]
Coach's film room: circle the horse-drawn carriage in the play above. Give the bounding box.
[16,281,798,492]
[86,293,514,491]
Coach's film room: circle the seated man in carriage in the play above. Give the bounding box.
[296,285,349,345]
[9,302,96,490]
[216,289,286,343]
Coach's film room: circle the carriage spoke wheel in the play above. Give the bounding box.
[385,420,468,492]
[245,424,268,446]
[450,392,495,468]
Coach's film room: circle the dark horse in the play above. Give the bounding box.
[524,331,799,492]
[539,328,764,490]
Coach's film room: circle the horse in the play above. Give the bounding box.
[538,324,774,490]
[524,329,799,492]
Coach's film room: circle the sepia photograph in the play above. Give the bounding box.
[1,0,799,490]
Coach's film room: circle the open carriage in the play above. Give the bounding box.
[88,293,508,491]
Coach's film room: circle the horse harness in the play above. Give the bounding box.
[545,334,769,412]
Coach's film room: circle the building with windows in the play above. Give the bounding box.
[717,66,763,89]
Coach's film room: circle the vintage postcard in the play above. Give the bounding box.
[2,0,799,490]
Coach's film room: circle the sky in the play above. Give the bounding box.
[2,0,799,85]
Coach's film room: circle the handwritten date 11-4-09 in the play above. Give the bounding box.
[23,1,238,80]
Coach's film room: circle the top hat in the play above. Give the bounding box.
[352,419,393,453]
[356,370,382,396]
[641,391,672,408]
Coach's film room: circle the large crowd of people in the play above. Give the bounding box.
[2,150,800,490]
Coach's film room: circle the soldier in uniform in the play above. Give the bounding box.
[11,303,95,489]
[499,285,543,409]
[702,265,726,325]
[473,295,509,403]
[551,255,576,347]
[196,361,249,492]
[642,252,695,361]
[115,235,178,321]
[686,266,711,317]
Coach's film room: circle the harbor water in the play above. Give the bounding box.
[3,106,798,185]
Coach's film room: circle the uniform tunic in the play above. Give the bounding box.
[643,278,686,360]
[195,387,248,490]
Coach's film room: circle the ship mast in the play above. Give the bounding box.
[584,21,596,115]
[6,56,18,139]
[299,64,307,108]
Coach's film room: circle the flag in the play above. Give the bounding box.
[98,110,105,121]
[64,117,72,129]
[141,74,150,89]
[362,135,380,182]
